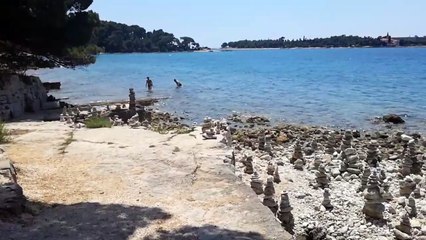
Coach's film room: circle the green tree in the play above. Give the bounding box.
[0,0,100,73]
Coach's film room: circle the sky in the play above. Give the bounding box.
[90,0,426,48]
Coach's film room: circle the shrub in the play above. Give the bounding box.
[85,117,112,129]
[0,121,10,143]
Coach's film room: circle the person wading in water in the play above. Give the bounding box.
[174,79,182,88]
[145,77,153,91]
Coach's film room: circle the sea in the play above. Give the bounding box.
[32,48,426,133]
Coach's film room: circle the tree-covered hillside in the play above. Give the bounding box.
[90,21,201,53]
[222,35,385,49]
[0,0,99,72]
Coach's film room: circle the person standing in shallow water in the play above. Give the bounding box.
[174,79,182,88]
[145,77,153,91]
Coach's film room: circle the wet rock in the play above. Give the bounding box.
[383,114,405,124]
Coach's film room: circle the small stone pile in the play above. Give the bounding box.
[358,165,371,192]
[264,135,273,154]
[340,147,363,175]
[399,142,416,178]
[399,176,416,197]
[276,191,295,234]
[405,196,417,217]
[273,166,281,184]
[366,140,380,167]
[322,188,333,210]
[407,140,422,175]
[244,156,254,174]
[266,162,275,175]
[250,172,263,195]
[263,177,278,213]
[129,88,136,111]
[381,179,393,201]
[394,211,411,240]
[363,170,385,219]
[339,130,353,160]
[312,155,322,170]
[325,132,337,154]
[314,164,329,189]
[258,133,266,151]
[291,140,304,164]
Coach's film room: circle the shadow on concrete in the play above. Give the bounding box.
[1,201,172,240]
[143,224,269,240]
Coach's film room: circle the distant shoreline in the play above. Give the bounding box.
[216,46,426,51]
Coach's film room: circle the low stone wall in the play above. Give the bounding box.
[0,74,48,121]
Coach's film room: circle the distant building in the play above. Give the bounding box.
[380,32,400,47]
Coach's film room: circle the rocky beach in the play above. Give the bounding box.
[1,91,425,239]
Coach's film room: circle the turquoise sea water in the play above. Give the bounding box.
[34,48,426,132]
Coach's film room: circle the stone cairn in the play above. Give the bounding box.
[399,176,416,197]
[273,166,281,184]
[264,135,273,154]
[315,164,330,189]
[322,188,333,210]
[244,156,254,174]
[276,191,295,234]
[222,127,233,147]
[381,179,393,201]
[325,132,337,154]
[129,88,136,111]
[405,195,417,217]
[263,176,278,213]
[362,170,385,219]
[291,140,304,164]
[394,211,411,240]
[340,130,353,160]
[366,140,380,167]
[358,165,371,192]
[312,155,322,170]
[311,138,318,151]
[258,133,266,151]
[399,144,414,178]
[294,159,304,171]
[250,172,263,195]
[340,147,363,175]
[413,184,422,199]
[266,162,275,175]
[408,140,422,175]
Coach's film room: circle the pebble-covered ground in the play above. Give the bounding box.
[215,115,426,240]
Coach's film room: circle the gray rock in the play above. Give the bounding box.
[331,168,341,177]
[394,229,411,240]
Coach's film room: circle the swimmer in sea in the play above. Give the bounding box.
[174,79,182,88]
